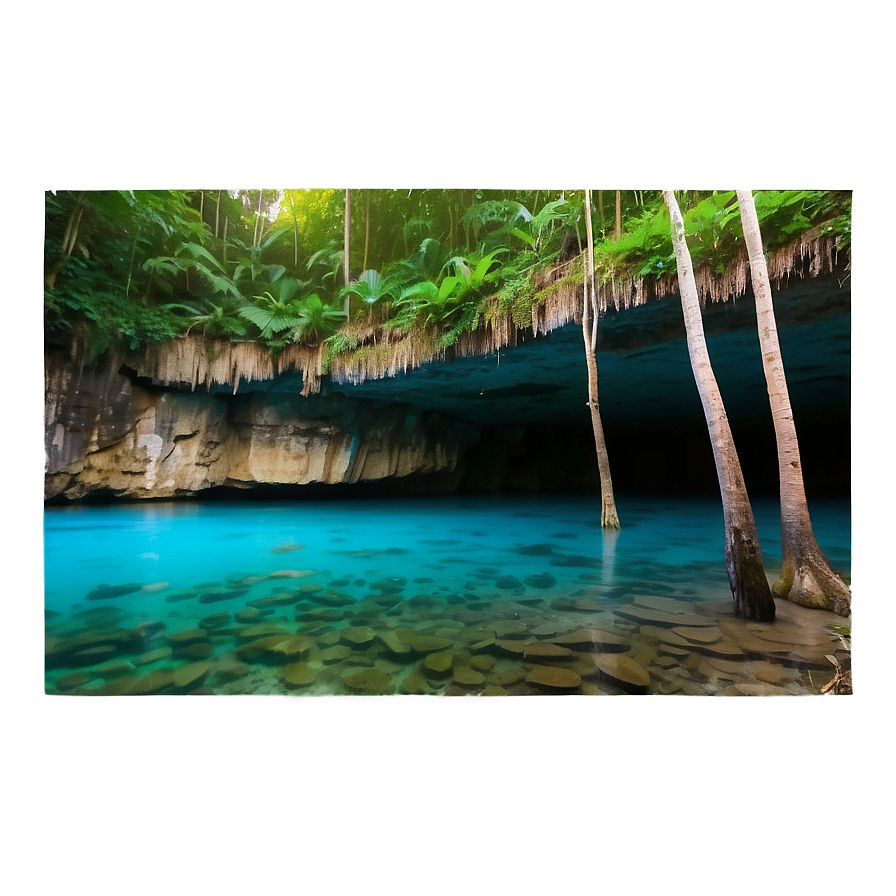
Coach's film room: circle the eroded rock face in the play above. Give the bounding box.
[45,347,479,500]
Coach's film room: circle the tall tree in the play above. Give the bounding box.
[583,188,620,528]
[736,190,851,617]
[615,190,622,241]
[663,190,775,621]
[343,188,352,316]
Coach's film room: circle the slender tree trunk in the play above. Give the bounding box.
[289,192,299,269]
[362,195,370,272]
[199,190,205,225]
[737,190,851,617]
[343,188,352,316]
[253,189,263,248]
[664,190,775,621]
[583,189,620,529]
[615,190,622,241]
[598,190,605,238]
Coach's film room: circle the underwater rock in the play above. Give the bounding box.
[495,576,525,591]
[92,659,136,678]
[211,656,251,683]
[523,643,574,662]
[753,663,791,685]
[553,628,630,653]
[281,662,317,688]
[131,669,176,695]
[271,543,304,554]
[199,612,231,631]
[733,682,792,697]
[493,667,525,687]
[238,635,313,664]
[198,588,249,604]
[615,605,715,628]
[269,570,317,579]
[452,667,486,689]
[55,671,90,691]
[247,593,303,609]
[480,685,507,696]
[311,592,355,608]
[69,645,118,666]
[166,629,211,645]
[632,595,698,614]
[340,626,376,647]
[238,623,293,641]
[377,631,412,657]
[235,608,263,623]
[492,639,529,658]
[342,668,393,694]
[85,583,143,601]
[550,597,601,613]
[400,673,429,695]
[670,626,722,645]
[423,651,454,678]
[175,642,215,660]
[470,655,496,673]
[549,553,599,569]
[134,647,173,666]
[165,590,199,603]
[593,655,650,694]
[526,665,582,692]
[321,645,352,664]
[369,577,407,595]
[394,630,454,655]
[173,661,213,690]
[523,574,557,590]
[514,543,555,556]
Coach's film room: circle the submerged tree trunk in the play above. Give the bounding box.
[343,188,352,316]
[583,189,620,529]
[737,190,851,617]
[664,190,775,621]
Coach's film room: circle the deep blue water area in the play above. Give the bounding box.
[43,494,851,696]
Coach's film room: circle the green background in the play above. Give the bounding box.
[0,2,896,894]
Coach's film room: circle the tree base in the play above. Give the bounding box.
[727,527,776,622]
[774,553,851,618]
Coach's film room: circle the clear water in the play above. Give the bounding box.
[43,494,851,696]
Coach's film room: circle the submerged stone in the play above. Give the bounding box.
[526,666,583,692]
[523,643,574,662]
[166,628,210,645]
[173,661,213,690]
[321,645,352,664]
[395,631,454,655]
[480,685,507,696]
[423,651,454,678]
[281,662,317,688]
[553,628,629,653]
[342,668,393,694]
[85,583,142,601]
[453,667,486,689]
[593,655,651,693]
[134,647,173,666]
[523,574,557,590]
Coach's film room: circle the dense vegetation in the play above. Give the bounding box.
[44,189,851,365]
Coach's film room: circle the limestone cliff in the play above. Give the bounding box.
[45,345,479,501]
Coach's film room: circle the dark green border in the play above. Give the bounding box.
[0,2,896,894]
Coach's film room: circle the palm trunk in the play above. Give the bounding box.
[362,195,370,272]
[289,192,299,269]
[343,188,351,316]
[664,190,775,621]
[583,189,620,529]
[737,190,851,617]
[615,190,622,241]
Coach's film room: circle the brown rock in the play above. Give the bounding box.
[493,667,525,687]
[321,645,352,664]
[670,626,722,645]
[131,669,176,695]
[453,667,486,689]
[173,661,212,690]
[134,647,173,667]
[395,631,454,655]
[526,665,583,692]
[470,655,495,673]
[593,655,651,693]
[481,685,507,696]
[400,673,429,694]
[281,662,318,688]
[340,626,376,647]
[175,642,215,660]
[615,605,715,628]
[342,668,393,694]
[523,643,574,662]
[56,671,90,691]
[166,628,210,645]
[554,628,630,653]
[423,651,454,678]
[238,635,313,664]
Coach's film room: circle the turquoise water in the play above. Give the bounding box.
[43,494,851,696]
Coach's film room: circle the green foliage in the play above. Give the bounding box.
[339,269,400,307]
